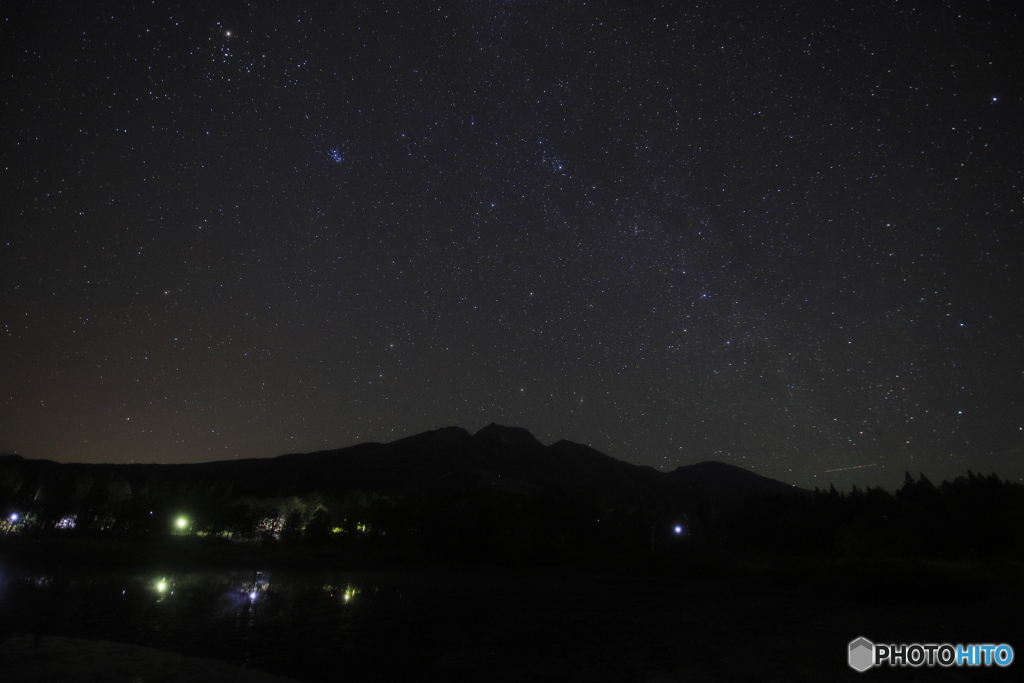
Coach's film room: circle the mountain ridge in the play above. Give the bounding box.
[0,424,802,509]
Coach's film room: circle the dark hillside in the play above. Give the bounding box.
[666,461,802,509]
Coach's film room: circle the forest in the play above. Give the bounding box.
[2,453,1022,566]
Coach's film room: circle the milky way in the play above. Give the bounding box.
[2,1,1021,489]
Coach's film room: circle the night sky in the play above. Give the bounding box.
[2,1,1021,490]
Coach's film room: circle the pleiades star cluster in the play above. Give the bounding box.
[1,1,1020,489]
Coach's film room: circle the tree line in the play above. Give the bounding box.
[716,471,1024,560]
[2,456,1022,564]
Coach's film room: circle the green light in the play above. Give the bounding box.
[175,516,188,530]
[156,579,168,592]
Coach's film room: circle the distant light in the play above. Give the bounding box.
[156,579,168,593]
[249,591,258,601]
[175,516,188,530]
[674,525,683,535]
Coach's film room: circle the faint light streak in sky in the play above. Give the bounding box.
[824,463,880,473]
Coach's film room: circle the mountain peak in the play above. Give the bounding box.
[473,423,545,451]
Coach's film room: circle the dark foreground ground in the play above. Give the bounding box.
[1,538,1021,682]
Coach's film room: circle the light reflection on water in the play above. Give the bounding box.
[0,563,708,682]
[0,565,388,678]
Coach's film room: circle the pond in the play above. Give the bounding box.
[0,563,702,681]
[1,558,1019,681]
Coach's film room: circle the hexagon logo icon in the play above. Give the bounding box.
[849,637,875,672]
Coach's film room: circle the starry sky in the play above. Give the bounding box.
[2,1,1021,490]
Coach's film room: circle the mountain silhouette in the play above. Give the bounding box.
[0,424,801,510]
[666,461,802,507]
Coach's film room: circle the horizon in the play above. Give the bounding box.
[2,422,1015,493]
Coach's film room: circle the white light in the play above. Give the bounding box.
[674,525,683,535]
[249,591,258,601]
[9,513,18,522]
